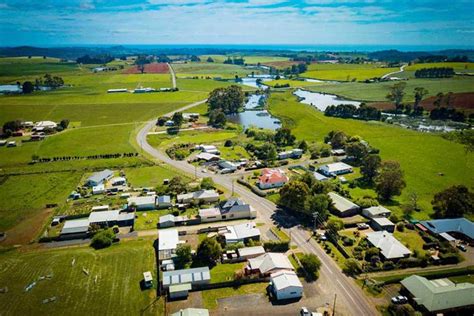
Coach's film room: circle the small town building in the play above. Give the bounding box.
[91,205,109,212]
[195,152,220,162]
[107,88,128,93]
[158,228,180,261]
[33,121,57,131]
[157,195,172,209]
[318,162,353,177]
[198,207,222,223]
[270,270,303,301]
[92,184,105,195]
[362,206,392,219]
[257,168,289,190]
[313,172,328,181]
[237,246,266,260]
[247,252,294,276]
[220,198,256,220]
[198,145,220,155]
[371,217,395,233]
[169,283,192,300]
[328,192,360,217]
[88,210,135,228]
[277,149,303,160]
[171,308,209,316]
[177,190,219,204]
[86,169,114,187]
[143,271,153,289]
[162,266,211,289]
[60,218,90,239]
[419,218,474,243]
[366,231,412,260]
[110,176,126,186]
[182,113,200,121]
[401,275,474,314]
[223,222,260,244]
[128,195,156,211]
[217,160,238,172]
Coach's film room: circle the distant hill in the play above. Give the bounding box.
[368,49,474,63]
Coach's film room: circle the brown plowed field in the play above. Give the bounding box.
[123,62,169,74]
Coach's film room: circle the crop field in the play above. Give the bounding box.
[0,239,161,315]
[301,63,399,81]
[405,62,474,72]
[262,60,302,69]
[198,55,289,64]
[176,78,238,93]
[123,63,169,74]
[269,91,474,218]
[172,62,254,77]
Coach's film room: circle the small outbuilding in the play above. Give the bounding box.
[328,192,360,217]
[371,217,395,232]
[86,169,114,187]
[169,283,192,300]
[157,195,172,209]
[143,271,153,288]
[318,162,353,177]
[128,195,156,211]
[270,270,303,301]
[362,206,392,219]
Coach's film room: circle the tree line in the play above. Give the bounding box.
[33,152,138,163]
[324,104,381,121]
[414,67,455,78]
[76,54,114,64]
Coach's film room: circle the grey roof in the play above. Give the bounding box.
[221,198,250,214]
[61,218,90,235]
[89,210,120,223]
[159,214,175,223]
[224,222,260,242]
[87,169,113,184]
[420,218,474,240]
[366,231,411,259]
[271,270,303,291]
[313,172,328,181]
[158,195,171,204]
[328,192,359,213]
[248,253,293,274]
[401,275,474,312]
[372,217,395,227]
[237,246,265,257]
[363,206,392,217]
[171,308,209,316]
[127,195,156,206]
[162,267,211,286]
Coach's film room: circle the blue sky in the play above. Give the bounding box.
[0,0,473,47]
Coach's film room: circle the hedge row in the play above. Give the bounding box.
[237,178,267,197]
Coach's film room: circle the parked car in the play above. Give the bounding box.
[391,296,408,304]
[457,244,467,252]
[300,307,311,316]
[357,223,369,230]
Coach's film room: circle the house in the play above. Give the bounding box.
[362,206,392,219]
[270,270,303,301]
[371,217,395,232]
[128,195,156,211]
[195,152,220,162]
[183,113,200,121]
[237,246,266,260]
[223,222,260,244]
[247,252,294,276]
[91,205,109,212]
[86,169,114,187]
[366,231,412,260]
[217,160,238,172]
[162,266,211,289]
[110,176,126,187]
[159,214,191,228]
[88,210,135,228]
[177,190,219,204]
[33,121,57,131]
[328,192,360,217]
[199,145,220,155]
[171,308,209,316]
[331,149,346,156]
[220,198,257,220]
[60,218,90,239]
[277,149,303,160]
[169,283,192,300]
[198,208,222,223]
[257,168,289,190]
[143,271,153,289]
[419,218,474,243]
[313,172,328,181]
[401,275,474,314]
[157,195,172,209]
[158,229,180,261]
[318,162,353,177]
[92,184,105,195]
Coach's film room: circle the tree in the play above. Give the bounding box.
[255,143,277,161]
[274,128,295,146]
[432,185,474,218]
[206,57,214,63]
[360,154,381,182]
[208,109,227,128]
[175,244,192,268]
[200,177,215,190]
[279,180,310,213]
[326,218,344,232]
[157,116,169,126]
[59,119,70,129]
[386,82,406,110]
[375,161,406,200]
[196,237,222,266]
[207,85,244,114]
[325,130,347,149]
[22,81,34,94]
[413,87,428,108]
[345,141,368,164]
[299,254,321,281]
[172,112,183,127]
[343,258,361,276]
[90,229,115,249]
[167,176,188,196]
[304,194,330,220]
[298,140,308,152]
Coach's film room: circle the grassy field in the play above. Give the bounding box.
[172,62,254,78]
[210,262,245,283]
[0,239,162,315]
[198,55,289,64]
[265,79,324,88]
[147,130,239,149]
[302,63,399,81]
[125,165,191,188]
[405,62,474,72]
[269,91,474,218]
[201,282,268,309]
[0,57,79,78]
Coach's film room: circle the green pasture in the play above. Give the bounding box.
[202,282,267,309]
[265,79,325,88]
[147,130,239,149]
[302,63,398,81]
[172,62,254,77]
[269,91,474,217]
[0,239,161,315]
[0,57,79,78]
[125,165,191,188]
[405,62,474,72]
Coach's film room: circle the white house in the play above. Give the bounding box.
[237,246,266,260]
[223,222,260,244]
[198,207,222,223]
[270,270,303,301]
[362,206,392,219]
[158,229,181,261]
[86,169,114,187]
[177,190,219,204]
[366,231,412,260]
[128,195,156,211]
[92,184,105,195]
[318,162,353,177]
[277,149,303,160]
[247,252,294,276]
[328,192,360,217]
[257,168,289,190]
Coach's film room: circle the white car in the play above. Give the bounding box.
[391,295,408,304]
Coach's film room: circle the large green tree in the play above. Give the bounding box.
[345,141,368,164]
[304,194,330,220]
[207,85,244,114]
[274,128,296,146]
[279,180,310,212]
[386,82,407,110]
[360,154,381,182]
[196,238,222,266]
[432,185,474,218]
[375,161,406,200]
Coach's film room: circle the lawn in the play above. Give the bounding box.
[125,165,191,188]
[393,229,425,254]
[201,282,268,309]
[0,239,162,315]
[147,130,239,149]
[210,262,245,283]
[269,91,474,218]
[219,145,250,160]
[301,63,399,81]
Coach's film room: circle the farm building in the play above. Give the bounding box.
[60,218,90,239]
[88,210,135,228]
[217,160,239,172]
[419,218,474,243]
[169,283,192,300]
[371,217,395,232]
[110,176,126,186]
[33,121,57,131]
[177,189,219,204]
[366,231,411,260]
[313,172,328,181]
[277,149,303,160]
[237,246,266,260]
[159,214,188,228]
[127,195,156,211]
[183,113,200,121]
[318,162,353,177]
[107,88,128,93]
[157,195,172,209]
[195,152,220,162]
[362,206,392,219]
[400,275,474,314]
[247,252,294,276]
[171,308,209,316]
[91,205,109,212]
[328,192,360,217]
[162,266,211,289]
[158,228,181,261]
[257,168,289,190]
[270,270,303,301]
[223,222,260,244]
[92,184,105,195]
[198,145,220,155]
[86,169,114,187]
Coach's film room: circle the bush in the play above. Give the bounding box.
[343,258,362,276]
[383,261,395,270]
[365,247,380,261]
[389,214,401,223]
[263,241,289,252]
[90,229,115,249]
[396,222,405,232]
[342,237,355,246]
[175,244,192,269]
[439,252,460,265]
[224,140,233,147]
[299,254,321,281]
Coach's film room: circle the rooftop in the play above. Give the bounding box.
[158,229,180,251]
[162,267,211,286]
[87,169,113,184]
[224,222,260,242]
[419,218,474,240]
[328,192,359,213]
[363,205,392,217]
[372,217,395,227]
[248,252,293,274]
[366,231,412,259]
[320,162,352,173]
[171,308,209,316]
[271,270,303,291]
[237,246,265,257]
[258,168,288,184]
[127,195,156,205]
[199,207,221,218]
[61,218,90,235]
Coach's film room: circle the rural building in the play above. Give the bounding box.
[318,162,353,177]
[91,205,109,212]
[159,214,188,228]
[331,149,346,156]
[33,121,57,131]
[362,206,392,219]
[366,231,411,260]
[86,169,114,187]
[270,270,303,301]
[162,266,211,289]
[220,198,256,220]
[110,176,126,186]
[198,207,222,223]
[419,218,474,243]
[107,88,128,93]
[169,283,192,300]
[328,192,360,217]
[88,210,135,228]
[127,195,156,211]
[158,229,180,261]
[257,168,289,190]
[157,195,172,209]
[400,275,474,314]
[217,160,238,172]
[371,217,395,232]
[171,308,209,316]
[277,149,303,160]
[247,252,294,276]
[195,152,220,162]
[313,172,328,181]
[237,246,266,260]
[143,271,153,289]
[133,87,155,93]
[223,222,260,244]
[177,190,219,204]
[182,113,200,121]
[60,218,90,239]
[198,145,220,155]
[92,184,105,195]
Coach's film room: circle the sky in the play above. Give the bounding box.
[0,0,473,47]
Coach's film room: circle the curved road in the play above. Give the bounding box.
[136,103,378,316]
[381,64,407,80]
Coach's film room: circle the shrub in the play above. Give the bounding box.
[389,214,401,223]
[299,254,322,281]
[224,139,233,147]
[263,241,289,252]
[365,247,380,261]
[90,229,115,249]
[342,237,355,246]
[175,244,192,268]
[343,258,361,276]
[396,222,405,232]
[383,261,395,270]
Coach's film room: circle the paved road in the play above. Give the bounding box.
[136,101,378,316]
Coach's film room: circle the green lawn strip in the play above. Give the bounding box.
[210,262,245,283]
[372,265,474,284]
[201,282,268,309]
[270,227,290,241]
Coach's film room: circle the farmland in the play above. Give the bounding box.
[301,63,399,81]
[172,62,255,78]
[0,239,161,315]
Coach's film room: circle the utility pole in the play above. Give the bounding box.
[332,293,337,316]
